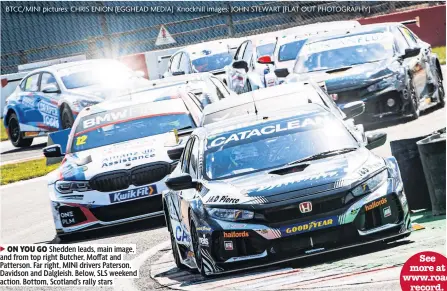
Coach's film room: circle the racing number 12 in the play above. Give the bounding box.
[76,135,88,146]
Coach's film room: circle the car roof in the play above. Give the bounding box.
[181,38,241,55]
[202,103,327,136]
[23,59,125,76]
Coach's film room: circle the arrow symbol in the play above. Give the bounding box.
[0,246,5,252]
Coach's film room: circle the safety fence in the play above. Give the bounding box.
[1,1,444,74]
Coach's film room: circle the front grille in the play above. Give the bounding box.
[336,89,365,104]
[131,163,170,186]
[89,195,163,222]
[260,193,346,223]
[90,162,171,192]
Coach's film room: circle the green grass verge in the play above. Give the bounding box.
[0,119,8,142]
[433,46,446,65]
[0,158,59,185]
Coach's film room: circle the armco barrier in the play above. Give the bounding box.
[358,5,446,47]
[417,131,446,216]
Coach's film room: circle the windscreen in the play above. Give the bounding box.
[278,39,307,62]
[256,43,275,57]
[192,52,233,72]
[204,111,357,180]
[70,101,195,152]
[60,62,135,89]
[294,33,394,73]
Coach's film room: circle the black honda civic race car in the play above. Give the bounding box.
[162,104,411,276]
[289,22,445,123]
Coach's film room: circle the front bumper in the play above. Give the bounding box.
[49,182,167,235]
[196,186,411,275]
[335,86,409,124]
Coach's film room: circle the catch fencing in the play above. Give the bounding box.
[1,1,444,74]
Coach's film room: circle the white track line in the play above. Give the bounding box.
[113,240,171,291]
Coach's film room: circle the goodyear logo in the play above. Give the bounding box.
[280,216,338,237]
[365,197,387,211]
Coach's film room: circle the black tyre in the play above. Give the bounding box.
[436,66,445,108]
[165,207,187,270]
[190,221,209,277]
[61,106,75,129]
[7,113,33,147]
[408,80,420,120]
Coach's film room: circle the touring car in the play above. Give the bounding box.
[264,21,361,85]
[43,86,206,239]
[3,59,150,147]
[162,104,411,276]
[290,23,445,123]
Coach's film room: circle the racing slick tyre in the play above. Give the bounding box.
[436,66,445,108]
[408,80,420,120]
[8,113,33,147]
[190,220,209,277]
[166,211,188,270]
[61,106,75,129]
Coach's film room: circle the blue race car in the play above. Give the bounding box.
[163,104,411,277]
[289,22,444,123]
[3,59,149,147]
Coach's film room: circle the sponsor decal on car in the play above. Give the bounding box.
[109,185,156,203]
[365,197,387,211]
[223,231,249,238]
[63,195,84,200]
[280,216,338,236]
[208,116,329,148]
[196,226,212,232]
[383,206,392,217]
[101,149,155,168]
[199,234,209,246]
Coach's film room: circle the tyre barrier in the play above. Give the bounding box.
[417,130,446,216]
[390,135,432,211]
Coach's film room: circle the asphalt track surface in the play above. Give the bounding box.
[1,104,445,291]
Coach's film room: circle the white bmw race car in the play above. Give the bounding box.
[43,91,198,239]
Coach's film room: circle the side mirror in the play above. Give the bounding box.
[172,71,185,76]
[257,55,274,65]
[232,60,249,73]
[165,173,197,191]
[403,47,421,59]
[340,101,365,120]
[274,68,289,78]
[42,84,61,94]
[43,144,63,158]
[167,146,184,161]
[365,132,387,150]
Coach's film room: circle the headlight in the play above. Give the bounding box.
[206,208,254,221]
[366,75,397,93]
[351,170,388,197]
[56,181,91,194]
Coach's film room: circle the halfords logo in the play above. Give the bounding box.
[299,201,312,213]
[223,231,249,238]
[281,216,338,236]
[365,197,387,211]
[109,185,156,203]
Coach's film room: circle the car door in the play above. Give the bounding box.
[179,53,192,75]
[39,72,62,130]
[395,26,428,100]
[18,73,44,130]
